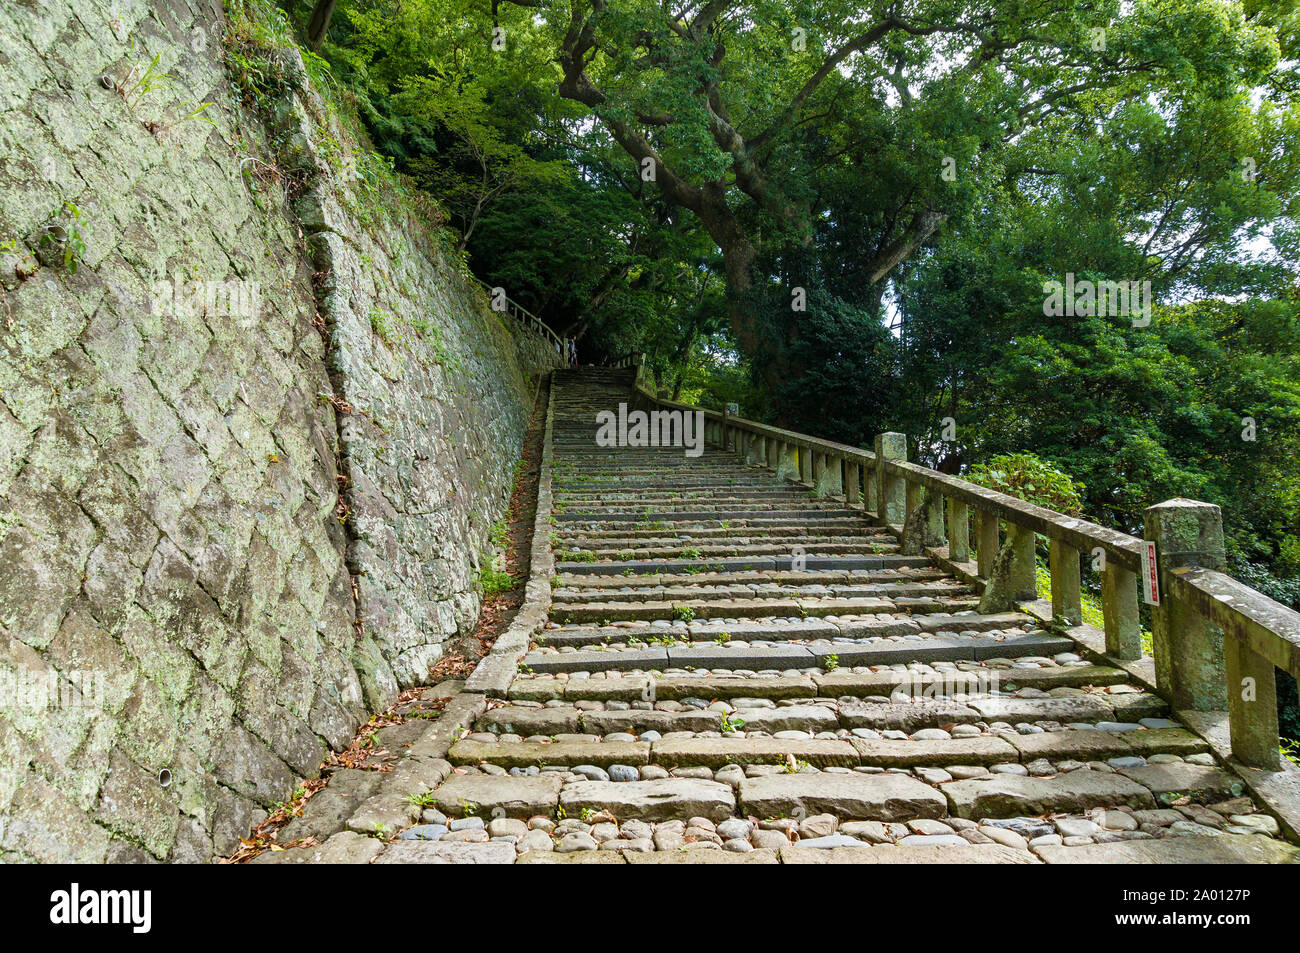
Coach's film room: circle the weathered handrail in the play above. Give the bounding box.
[1170,568,1300,677]
[635,383,1300,773]
[605,352,646,369]
[469,275,563,350]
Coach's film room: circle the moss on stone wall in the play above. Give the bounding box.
[0,0,560,863]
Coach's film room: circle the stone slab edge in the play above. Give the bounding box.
[464,383,557,697]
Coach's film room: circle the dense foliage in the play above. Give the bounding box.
[280,0,1299,607]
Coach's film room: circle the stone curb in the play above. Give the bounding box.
[464,382,557,696]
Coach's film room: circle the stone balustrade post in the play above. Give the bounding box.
[1143,498,1228,712]
[873,433,907,525]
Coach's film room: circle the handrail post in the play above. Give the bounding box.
[1049,539,1083,626]
[776,441,799,481]
[978,520,1037,611]
[1008,525,1037,600]
[1226,631,1281,769]
[798,444,812,485]
[1144,498,1228,711]
[845,459,861,507]
[1101,562,1141,660]
[975,509,998,579]
[815,452,843,497]
[873,433,907,525]
[901,486,945,555]
[947,498,970,562]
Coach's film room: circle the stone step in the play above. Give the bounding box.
[555,488,818,502]
[468,710,1205,764]
[553,580,971,601]
[538,617,855,647]
[943,771,1157,818]
[522,631,1074,673]
[509,674,821,702]
[555,520,884,536]
[651,737,861,768]
[448,739,651,768]
[1002,725,1192,762]
[431,774,565,819]
[1033,834,1300,864]
[559,778,736,823]
[554,568,948,588]
[555,555,935,575]
[738,773,948,822]
[555,523,879,542]
[557,540,898,560]
[780,843,1037,865]
[814,664,1131,695]
[476,706,723,736]
[555,507,862,523]
[549,595,905,624]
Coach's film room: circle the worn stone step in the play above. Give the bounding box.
[838,699,985,732]
[553,568,937,586]
[555,507,859,522]
[911,612,1032,633]
[623,848,781,865]
[448,739,651,768]
[849,736,1021,767]
[779,843,1037,865]
[1006,726,1208,761]
[739,773,948,821]
[522,631,1074,674]
[813,664,1130,696]
[559,541,899,560]
[969,692,1169,723]
[1033,834,1300,864]
[581,708,722,734]
[557,492,821,506]
[943,771,1157,819]
[540,617,882,648]
[556,555,933,575]
[524,674,818,702]
[966,695,1115,723]
[1115,762,1247,805]
[478,706,581,735]
[558,778,736,823]
[552,585,794,607]
[556,524,880,543]
[431,774,565,819]
[550,595,903,624]
[651,737,860,768]
[802,631,1073,667]
[729,704,840,733]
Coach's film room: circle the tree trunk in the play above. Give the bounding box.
[307,0,336,50]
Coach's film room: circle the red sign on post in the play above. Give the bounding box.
[1141,540,1160,605]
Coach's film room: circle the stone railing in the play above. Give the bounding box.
[604,351,646,369]
[635,386,1300,776]
[469,275,563,351]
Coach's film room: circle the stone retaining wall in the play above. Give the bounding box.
[0,0,560,862]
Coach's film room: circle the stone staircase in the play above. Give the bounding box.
[254,367,1300,864]
[411,367,1298,864]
